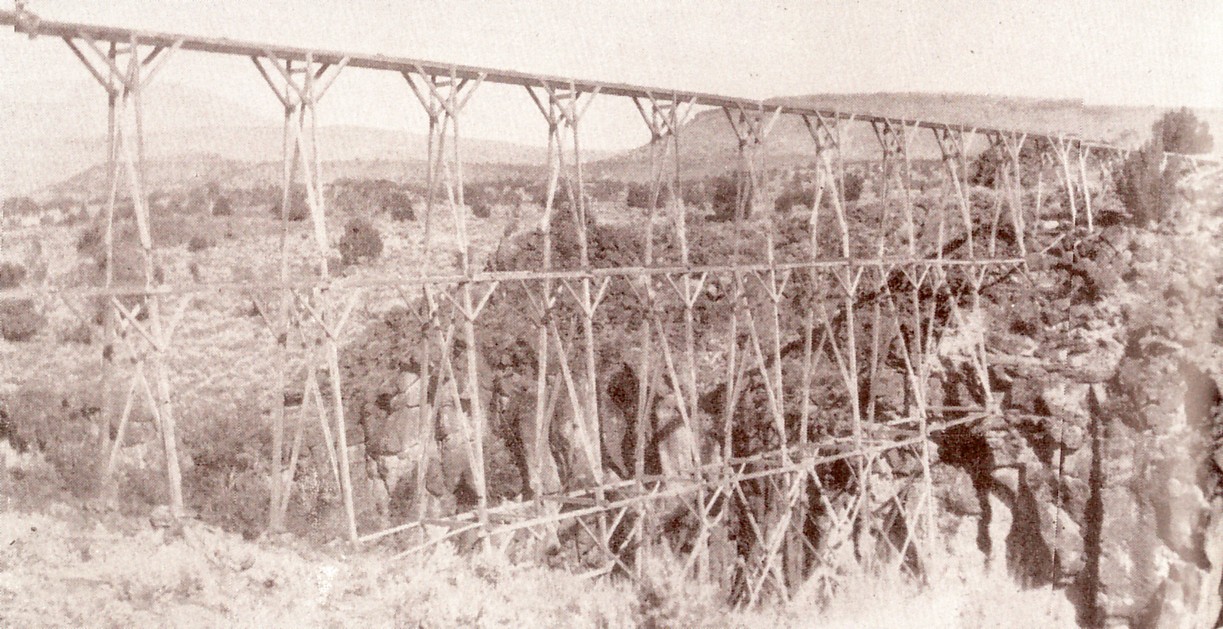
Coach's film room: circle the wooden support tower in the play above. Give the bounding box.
[2,5,1218,607]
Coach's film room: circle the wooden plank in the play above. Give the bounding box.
[541,495,600,506]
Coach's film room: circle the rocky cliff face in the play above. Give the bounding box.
[341,170,1223,626]
[935,172,1223,627]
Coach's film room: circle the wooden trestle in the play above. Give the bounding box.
[2,5,1219,605]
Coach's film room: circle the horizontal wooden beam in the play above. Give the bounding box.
[0,256,1026,301]
[4,8,1212,160]
[360,412,992,543]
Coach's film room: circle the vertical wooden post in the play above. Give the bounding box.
[1077,146,1094,232]
[66,33,185,516]
[264,59,300,533]
[933,127,977,259]
[547,81,610,559]
[99,41,120,488]
[1001,132,1030,258]
[870,118,915,258]
[253,51,355,540]
[1051,136,1079,227]
[406,67,489,547]
[633,93,707,575]
[628,95,667,571]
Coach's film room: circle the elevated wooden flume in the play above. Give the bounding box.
[1,5,1216,604]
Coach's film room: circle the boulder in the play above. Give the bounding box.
[1039,382,1090,422]
[933,463,980,516]
[986,492,1013,571]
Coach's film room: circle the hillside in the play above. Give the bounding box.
[589,93,1223,180]
[42,153,548,199]
[13,128,559,198]
[3,81,269,195]
[20,91,1223,198]
[2,82,564,196]
[772,93,1223,148]
[19,90,1223,198]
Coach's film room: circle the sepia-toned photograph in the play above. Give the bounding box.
[0,1,1220,627]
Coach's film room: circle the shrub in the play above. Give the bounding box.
[470,197,491,219]
[338,218,383,266]
[0,262,42,342]
[181,410,271,540]
[708,174,754,221]
[150,214,196,248]
[382,190,415,221]
[268,184,310,221]
[73,223,165,325]
[148,189,174,212]
[774,174,809,213]
[634,550,721,627]
[0,301,42,342]
[842,171,864,204]
[586,180,623,203]
[211,194,233,216]
[1,389,101,498]
[681,180,707,208]
[0,262,25,289]
[181,187,209,214]
[57,319,93,345]
[464,184,493,219]
[76,222,104,257]
[626,182,670,210]
[2,196,40,216]
[531,178,575,210]
[187,234,216,253]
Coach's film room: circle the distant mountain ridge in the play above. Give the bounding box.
[11,87,1222,196]
[588,93,1223,181]
[770,93,1223,147]
[1,81,569,196]
[43,152,546,198]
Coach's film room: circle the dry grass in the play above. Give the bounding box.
[0,501,1081,628]
[762,557,1080,628]
[0,505,636,628]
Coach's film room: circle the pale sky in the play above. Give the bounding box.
[2,0,1221,149]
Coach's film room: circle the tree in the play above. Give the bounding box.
[969,141,1044,188]
[1115,108,1213,226]
[1155,107,1213,155]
